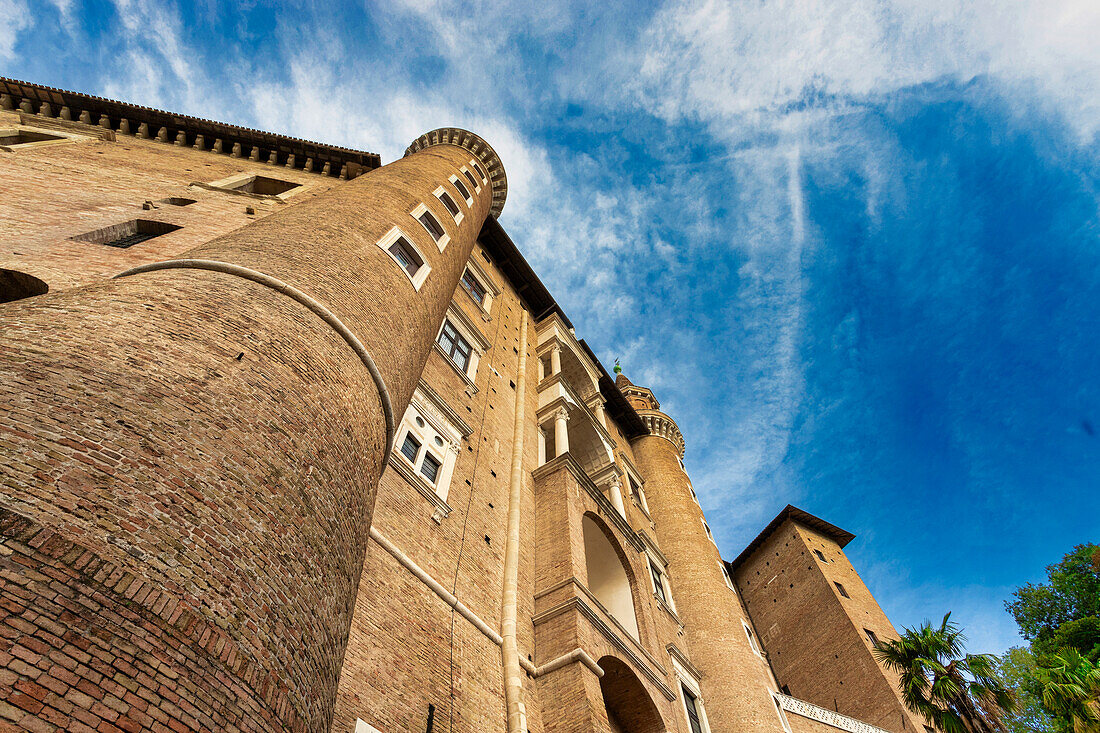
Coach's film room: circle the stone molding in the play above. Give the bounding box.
[774,693,892,733]
[637,409,686,458]
[532,453,644,552]
[404,127,508,218]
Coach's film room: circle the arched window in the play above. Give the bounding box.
[582,515,639,640]
[0,269,48,303]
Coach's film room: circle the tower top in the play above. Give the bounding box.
[404,127,508,218]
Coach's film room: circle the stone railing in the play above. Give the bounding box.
[774,693,892,733]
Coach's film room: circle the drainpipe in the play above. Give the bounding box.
[501,309,530,733]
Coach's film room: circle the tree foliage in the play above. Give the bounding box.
[1007,544,1100,660]
[995,646,1057,733]
[875,613,1015,733]
[1033,649,1100,733]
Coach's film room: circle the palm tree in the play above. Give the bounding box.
[874,612,1015,733]
[1033,648,1100,733]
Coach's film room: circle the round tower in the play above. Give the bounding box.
[0,130,504,732]
[624,375,784,732]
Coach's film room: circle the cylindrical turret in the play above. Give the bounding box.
[0,130,505,732]
[625,376,783,732]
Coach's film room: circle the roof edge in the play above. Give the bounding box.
[728,505,856,571]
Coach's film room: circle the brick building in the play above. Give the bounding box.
[0,78,931,733]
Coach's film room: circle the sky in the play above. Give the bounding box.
[5,0,1099,655]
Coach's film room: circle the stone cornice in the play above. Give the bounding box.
[636,409,686,458]
[405,127,508,218]
[1,77,379,177]
[532,454,644,552]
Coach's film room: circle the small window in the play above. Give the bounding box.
[682,685,704,733]
[650,562,667,604]
[743,621,762,655]
[376,227,431,289]
[400,433,421,463]
[435,187,463,225]
[702,519,714,543]
[471,160,487,182]
[209,173,300,197]
[781,684,791,696]
[813,549,827,562]
[450,175,472,204]
[720,560,736,591]
[438,320,473,371]
[461,269,486,305]
[389,237,423,278]
[71,219,182,249]
[156,197,197,207]
[835,581,850,598]
[420,453,442,484]
[418,209,446,244]
[864,628,881,647]
[0,128,67,149]
[462,168,479,191]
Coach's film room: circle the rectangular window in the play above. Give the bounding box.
[438,320,472,371]
[865,628,881,647]
[650,562,667,604]
[814,549,827,562]
[461,269,486,304]
[418,209,446,243]
[437,189,461,219]
[389,237,423,278]
[835,581,850,598]
[71,219,183,249]
[471,160,487,182]
[743,621,761,655]
[400,433,420,463]
[452,176,471,203]
[420,453,441,484]
[462,169,479,191]
[682,685,704,733]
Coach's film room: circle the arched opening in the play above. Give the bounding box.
[582,514,639,640]
[0,269,48,303]
[598,656,666,733]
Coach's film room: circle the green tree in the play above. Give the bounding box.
[1033,649,1100,733]
[875,613,1015,733]
[1007,545,1100,661]
[995,646,1056,733]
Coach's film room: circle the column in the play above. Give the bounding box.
[608,478,627,518]
[554,407,570,456]
[550,342,562,375]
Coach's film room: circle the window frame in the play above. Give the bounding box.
[411,202,450,252]
[720,559,736,591]
[469,159,488,184]
[449,174,473,206]
[835,581,850,598]
[742,620,764,657]
[375,226,431,290]
[460,166,481,194]
[864,628,881,648]
[434,186,464,225]
[458,259,499,316]
[388,385,470,515]
[434,303,490,385]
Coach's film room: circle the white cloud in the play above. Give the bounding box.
[0,0,30,62]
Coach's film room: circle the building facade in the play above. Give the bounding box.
[0,78,929,733]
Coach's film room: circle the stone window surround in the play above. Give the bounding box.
[459,256,499,318]
[433,185,464,226]
[204,171,307,201]
[670,653,713,733]
[0,124,88,152]
[459,164,481,194]
[387,383,471,522]
[448,173,473,207]
[469,158,488,184]
[434,301,490,386]
[620,458,651,519]
[720,558,736,591]
[742,618,765,658]
[375,226,431,291]
[410,201,451,252]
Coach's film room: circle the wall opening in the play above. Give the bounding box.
[157,197,197,207]
[229,175,299,196]
[0,269,48,303]
[0,129,65,147]
[582,515,639,640]
[598,656,665,733]
[71,220,182,249]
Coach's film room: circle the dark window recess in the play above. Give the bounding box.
[225,175,299,196]
[438,191,460,217]
[0,129,64,147]
[864,628,881,647]
[452,177,471,201]
[682,685,704,733]
[400,433,420,462]
[157,197,197,206]
[389,237,423,278]
[835,582,850,598]
[781,684,791,696]
[814,549,827,562]
[471,161,487,181]
[0,269,48,303]
[437,320,472,371]
[462,169,479,190]
[71,219,182,249]
[650,562,667,604]
[421,453,441,484]
[418,210,446,242]
[461,269,486,304]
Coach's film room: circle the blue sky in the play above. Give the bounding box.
[6,0,1099,655]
